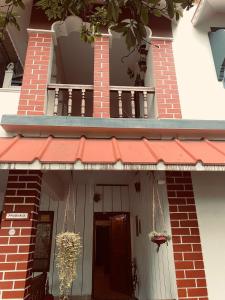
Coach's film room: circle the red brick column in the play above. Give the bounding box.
[166,171,208,300]
[0,170,42,300]
[18,29,53,116]
[93,35,110,118]
[152,39,182,119]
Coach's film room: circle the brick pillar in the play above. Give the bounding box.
[93,35,111,118]
[18,29,53,116]
[0,170,42,300]
[166,171,208,300]
[152,39,182,119]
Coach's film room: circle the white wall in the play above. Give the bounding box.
[173,8,225,120]
[0,88,20,137]
[192,172,225,300]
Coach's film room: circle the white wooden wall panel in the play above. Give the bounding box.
[121,186,130,212]
[103,186,112,212]
[41,181,130,297]
[130,172,177,300]
[112,186,121,211]
[81,184,94,295]
[39,172,176,300]
[0,170,9,211]
[93,185,103,212]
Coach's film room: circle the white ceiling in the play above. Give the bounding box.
[208,0,225,12]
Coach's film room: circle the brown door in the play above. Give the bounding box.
[110,214,132,296]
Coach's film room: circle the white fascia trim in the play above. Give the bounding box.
[0,87,21,93]
[27,28,55,35]
[1,161,225,171]
[151,36,173,41]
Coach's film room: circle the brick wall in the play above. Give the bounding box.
[152,39,182,119]
[0,170,42,300]
[18,30,53,116]
[166,171,208,300]
[93,35,110,118]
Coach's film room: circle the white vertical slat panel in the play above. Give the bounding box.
[112,186,121,212]
[121,186,129,212]
[0,193,4,212]
[49,198,60,295]
[39,191,50,211]
[73,184,86,295]
[93,185,103,212]
[81,184,94,296]
[70,183,78,296]
[103,186,113,212]
[0,170,8,212]
[53,198,67,296]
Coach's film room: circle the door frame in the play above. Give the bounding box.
[92,212,132,299]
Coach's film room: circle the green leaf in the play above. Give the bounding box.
[126,28,136,50]
[140,7,149,25]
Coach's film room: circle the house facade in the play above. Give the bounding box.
[0,0,225,299]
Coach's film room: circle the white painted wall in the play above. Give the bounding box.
[173,8,225,120]
[192,172,225,300]
[0,88,20,137]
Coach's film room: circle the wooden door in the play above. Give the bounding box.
[110,214,132,295]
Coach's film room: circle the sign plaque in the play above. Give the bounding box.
[5,213,29,220]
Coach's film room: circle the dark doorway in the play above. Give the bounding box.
[93,212,132,300]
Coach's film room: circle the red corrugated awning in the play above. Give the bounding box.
[0,136,225,171]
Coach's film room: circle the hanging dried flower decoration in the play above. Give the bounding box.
[149,231,171,252]
[56,232,82,299]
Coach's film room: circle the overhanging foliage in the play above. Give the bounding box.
[0,0,195,48]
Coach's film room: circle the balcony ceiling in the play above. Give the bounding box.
[57,31,139,86]
[55,16,142,86]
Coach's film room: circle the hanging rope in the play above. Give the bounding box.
[149,172,171,252]
[149,172,176,299]
[62,171,76,232]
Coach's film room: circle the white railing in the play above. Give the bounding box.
[110,85,155,118]
[47,84,155,118]
[48,84,93,117]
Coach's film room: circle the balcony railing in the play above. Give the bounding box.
[47,84,155,118]
[47,84,93,117]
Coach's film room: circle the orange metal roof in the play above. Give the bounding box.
[0,136,225,166]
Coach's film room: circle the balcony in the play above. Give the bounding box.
[47,84,155,119]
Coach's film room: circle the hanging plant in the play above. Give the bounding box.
[56,232,82,299]
[149,231,171,252]
[149,174,172,252]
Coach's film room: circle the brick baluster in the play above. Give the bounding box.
[18,30,53,116]
[0,170,42,300]
[152,39,182,119]
[166,171,208,300]
[93,35,110,118]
